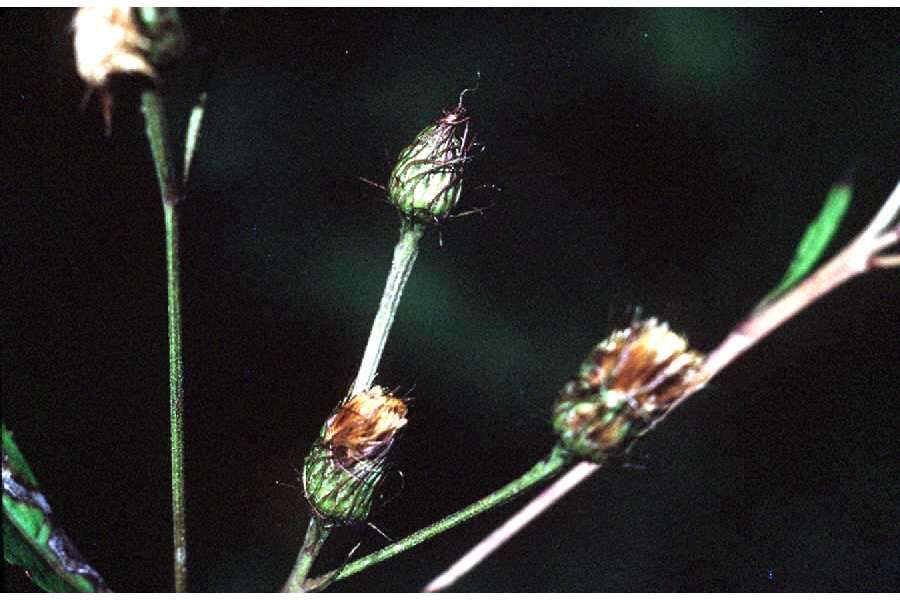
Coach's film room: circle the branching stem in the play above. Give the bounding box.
[699,181,900,382]
[282,517,332,593]
[304,445,571,590]
[422,181,900,591]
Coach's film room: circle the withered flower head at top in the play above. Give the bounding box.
[552,318,708,463]
[388,94,475,225]
[303,386,408,524]
[72,7,185,134]
[73,6,157,90]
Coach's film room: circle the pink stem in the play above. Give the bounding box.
[423,461,600,592]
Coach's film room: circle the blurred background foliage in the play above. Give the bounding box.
[3,8,899,592]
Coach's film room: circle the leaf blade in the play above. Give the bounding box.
[758,180,852,308]
[3,424,111,592]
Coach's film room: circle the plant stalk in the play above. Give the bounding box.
[142,90,187,592]
[424,459,599,592]
[351,220,426,396]
[282,517,331,593]
[304,445,571,590]
[700,180,900,382]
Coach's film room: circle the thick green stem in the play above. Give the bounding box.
[304,445,572,590]
[163,201,186,592]
[282,517,332,593]
[142,90,187,592]
[351,221,426,396]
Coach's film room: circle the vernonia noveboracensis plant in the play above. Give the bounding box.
[4,8,899,593]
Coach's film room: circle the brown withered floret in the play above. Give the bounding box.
[553,318,707,462]
[583,319,706,416]
[323,387,408,468]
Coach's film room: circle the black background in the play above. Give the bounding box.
[3,8,899,592]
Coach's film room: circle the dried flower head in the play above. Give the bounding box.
[388,93,475,225]
[73,7,186,135]
[552,318,707,463]
[73,6,154,134]
[73,6,157,89]
[303,386,408,524]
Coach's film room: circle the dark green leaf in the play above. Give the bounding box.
[3,424,111,592]
[757,181,852,309]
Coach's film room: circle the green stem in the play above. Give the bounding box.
[142,90,187,592]
[282,517,332,593]
[163,201,186,592]
[304,445,572,590]
[142,91,180,202]
[351,220,426,396]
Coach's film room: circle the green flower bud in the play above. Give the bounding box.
[552,318,707,463]
[303,387,408,524]
[388,100,473,225]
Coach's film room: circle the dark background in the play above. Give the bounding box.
[3,8,899,592]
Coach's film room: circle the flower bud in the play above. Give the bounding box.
[303,386,408,524]
[388,100,473,225]
[552,318,707,463]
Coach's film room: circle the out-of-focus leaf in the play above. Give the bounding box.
[757,180,852,309]
[3,424,111,592]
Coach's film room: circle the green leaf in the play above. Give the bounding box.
[3,424,111,592]
[757,180,852,309]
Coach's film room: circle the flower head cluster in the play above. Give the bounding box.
[303,387,408,524]
[552,318,707,463]
[388,99,474,225]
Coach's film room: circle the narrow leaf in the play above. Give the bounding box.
[757,180,852,309]
[3,424,111,592]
